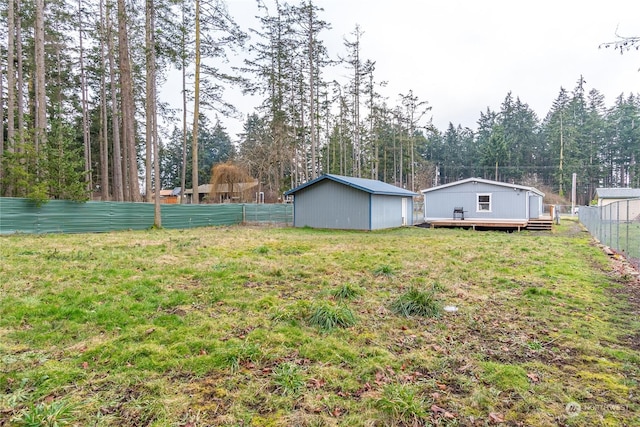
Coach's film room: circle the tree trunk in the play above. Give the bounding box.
[353,30,361,178]
[6,0,15,152]
[99,0,110,200]
[34,0,47,155]
[180,1,188,204]
[191,0,201,204]
[117,0,141,202]
[4,0,16,196]
[0,56,3,181]
[16,0,25,140]
[146,0,161,226]
[307,7,316,180]
[78,0,92,194]
[107,0,124,201]
[145,0,153,203]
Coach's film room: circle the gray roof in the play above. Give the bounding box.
[596,187,640,199]
[284,174,417,197]
[421,177,545,197]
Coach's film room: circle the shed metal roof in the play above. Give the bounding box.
[596,188,640,199]
[284,174,417,197]
[421,177,545,197]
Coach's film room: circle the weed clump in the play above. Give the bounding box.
[254,245,270,254]
[373,265,395,277]
[308,302,357,330]
[270,301,310,324]
[375,384,427,425]
[331,283,362,300]
[524,287,554,297]
[272,363,305,396]
[14,400,77,426]
[390,288,441,318]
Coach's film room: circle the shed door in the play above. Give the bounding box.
[402,198,408,226]
[528,195,539,219]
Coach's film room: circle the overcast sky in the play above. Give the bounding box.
[178,0,640,137]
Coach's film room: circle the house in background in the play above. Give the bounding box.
[595,187,640,221]
[284,174,417,230]
[159,188,181,204]
[183,181,259,204]
[595,188,640,206]
[421,177,549,230]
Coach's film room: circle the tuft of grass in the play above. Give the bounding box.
[270,300,310,324]
[390,288,441,318]
[254,245,270,255]
[431,280,446,292]
[480,361,529,392]
[307,302,357,330]
[272,362,305,396]
[373,265,395,277]
[14,400,77,427]
[527,340,543,351]
[524,287,554,297]
[375,384,427,425]
[330,283,362,300]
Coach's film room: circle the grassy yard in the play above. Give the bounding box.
[1,219,639,426]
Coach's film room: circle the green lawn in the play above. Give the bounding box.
[1,219,639,426]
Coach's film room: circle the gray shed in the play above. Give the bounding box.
[284,174,417,230]
[421,177,545,223]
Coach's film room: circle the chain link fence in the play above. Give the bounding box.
[578,198,640,269]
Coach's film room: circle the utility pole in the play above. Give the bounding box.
[559,114,564,196]
[571,173,577,216]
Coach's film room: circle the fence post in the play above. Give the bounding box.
[626,200,630,256]
[616,202,619,252]
[608,204,612,248]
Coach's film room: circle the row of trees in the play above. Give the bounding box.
[1,0,639,208]
[422,79,640,204]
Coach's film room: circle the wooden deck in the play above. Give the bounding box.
[420,216,553,231]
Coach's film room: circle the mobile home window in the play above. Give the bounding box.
[477,194,491,212]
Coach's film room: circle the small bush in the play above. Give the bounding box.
[308,302,357,330]
[272,363,305,396]
[390,288,441,318]
[375,384,427,425]
[331,283,362,300]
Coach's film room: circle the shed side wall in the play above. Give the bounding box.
[293,180,370,230]
[424,181,530,220]
[370,195,413,229]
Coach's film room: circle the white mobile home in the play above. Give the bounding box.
[421,178,546,229]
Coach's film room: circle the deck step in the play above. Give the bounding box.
[526,219,553,231]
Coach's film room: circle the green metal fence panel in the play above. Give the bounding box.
[0,197,41,233]
[242,203,293,224]
[0,198,292,234]
[161,204,243,229]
